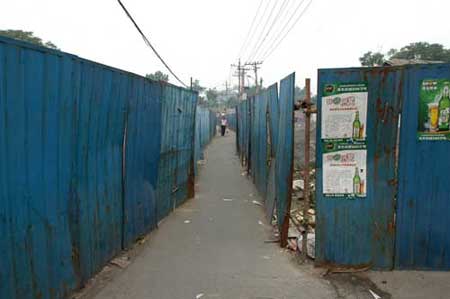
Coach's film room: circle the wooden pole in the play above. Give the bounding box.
[302,78,311,260]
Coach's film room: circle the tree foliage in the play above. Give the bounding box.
[359,51,385,66]
[145,70,169,82]
[0,29,59,50]
[360,42,450,66]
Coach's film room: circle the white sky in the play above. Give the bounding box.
[1,0,449,91]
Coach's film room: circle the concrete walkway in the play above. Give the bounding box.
[91,132,333,299]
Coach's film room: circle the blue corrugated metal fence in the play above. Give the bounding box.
[233,73,295,245]
[0,35,209,299]
[316,63,450,270]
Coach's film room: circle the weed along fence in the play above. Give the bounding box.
[0,36,215,299]
[235,73,295,246]
[316,63,450,270]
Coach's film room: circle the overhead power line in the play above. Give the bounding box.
[236,0,265,61]
[257,0,307,61]
[261,0,313,61]
[245,0,279,62]
[247,0,291,63]
[116,0,188,88]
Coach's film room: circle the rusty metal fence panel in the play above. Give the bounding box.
[275,73,295,240]
[252,92,269,197]
[396,63,450,270]
[0,36,201,299]
[123,79,162,247]
[194,106,216,174]
[265,83,279,221]
[156,85,197,220]
[234,74,294,244]
[316,67,400,269]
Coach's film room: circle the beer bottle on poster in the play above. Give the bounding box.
[353,167,361,195]
[438,85,450,131]
[352,110,361,139]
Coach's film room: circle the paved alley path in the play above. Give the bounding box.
[91,132,332,299]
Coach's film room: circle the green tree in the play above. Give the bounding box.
[360,42,450,66]
[390,42,450,62]
[359,51,385,66]
[205,88,219,108]
[0,29,59,49]
[145,70,169,82]
[191,79,205,93]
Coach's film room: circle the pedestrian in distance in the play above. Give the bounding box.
[220,116,228,136]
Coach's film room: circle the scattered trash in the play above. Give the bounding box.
[222,198,234,202]
[297,233,316,259]
[241,171,247,176]
[197,160,206,165]
[381,280,387,284]
[252,200,263,206]
[110,256,131,269]
[292,179,305,190]
[258,220,264,226]
[184,220,191,224]
[264,239,280,243]
[262,255,271,260]
[287,239,298,251]
[369,289,381,299]
[196,293,204,299]
[249,193,253,197]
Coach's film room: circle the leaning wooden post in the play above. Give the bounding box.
[302,78,311,260]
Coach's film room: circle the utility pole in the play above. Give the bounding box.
[245,61,263,92]
[231,59,250,101]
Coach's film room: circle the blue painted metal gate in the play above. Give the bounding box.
[396,63,450,270]
[316,63,450,270]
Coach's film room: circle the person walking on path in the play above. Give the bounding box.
[220,116,228,136]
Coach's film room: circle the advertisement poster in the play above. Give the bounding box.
[321,82,368,142]
[417,79,450,141]
[322,146,367,198]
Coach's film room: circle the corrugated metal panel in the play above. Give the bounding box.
[316,67,400,269]
[0,38,79,299]
[253,91,269,197]
[73,61,128,283]
[396,63,450,270]
[275,73,295,237]
[123,79,162,247]
[194,107,216,175]
[156,85,197,220]
[265,83,279,221]
[0,35,201,299]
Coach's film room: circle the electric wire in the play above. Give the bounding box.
[261,0,313,61]
[117,0,188,87]
[247,0,290,63]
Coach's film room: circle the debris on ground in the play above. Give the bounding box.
[197,160,206,165]
[195,293,204,299]
[258,220,264,226]
[109,256,131,269]
[369,289,381,299]
[292,179,304,190]
[222,198,234,202]
[252,200,263,206]
[297,233,315,259]
[184,220,191,224]
[241,171,247,176]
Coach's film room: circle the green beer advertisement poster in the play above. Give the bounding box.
[418,79,450,141]
[321,82,368,198]
[322,147,367,198]
[321,82,368,142]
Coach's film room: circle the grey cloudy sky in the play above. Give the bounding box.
[1,0,449,91]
